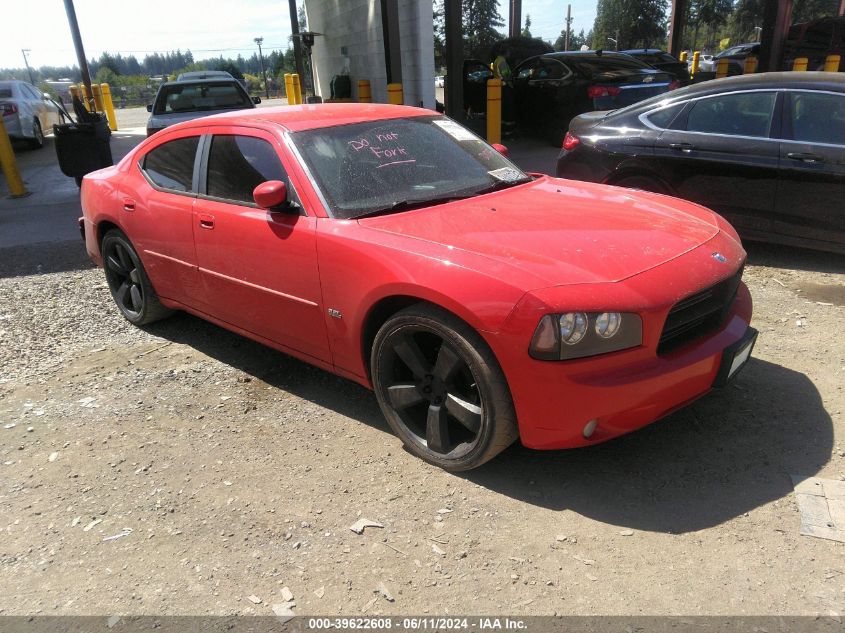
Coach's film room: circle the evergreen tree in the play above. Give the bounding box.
[463,0,505,60]
[593,0,668,50]
[522,14,533,38]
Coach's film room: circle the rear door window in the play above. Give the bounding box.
[789,91,845,146]
[683,92,776,137]
[142,136,200,192]
[646,102,685,128]
[205,135,290,204]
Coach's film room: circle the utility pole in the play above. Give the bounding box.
[564,4,572,51]
[62,0,95,110]
[254,36,270,99]
[21,50,35,85]
[615,28,620,51]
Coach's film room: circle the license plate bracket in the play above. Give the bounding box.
[713,327,758,388]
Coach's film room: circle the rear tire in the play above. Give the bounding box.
[101,230,173,326]
[371,304,518,471]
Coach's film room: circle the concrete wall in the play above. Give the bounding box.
[304,0,434,108]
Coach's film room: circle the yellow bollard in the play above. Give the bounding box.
[91,84,105,113]
[824,54,841,72]
[691,51,700,76]
[291,74,303,105]
[69,85,81,104]
[679,51,688,63]
[744,55,758,74]
[100,83,118,131]
[80,84,93,111]
[716,58,730,78]
[486,78,502,145]
[387,82,403,105]
[793,57,809,71]
[283,74,293,104]
[358,79,371,103]
[0,117,28,198]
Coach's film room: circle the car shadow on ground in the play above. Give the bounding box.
[147,311,831,535]
[0,239,92,279]
[464,356,833,533]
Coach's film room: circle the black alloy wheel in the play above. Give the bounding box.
[101,230,172,325]
[372,305,518,471]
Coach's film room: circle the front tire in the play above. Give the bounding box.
[29,119,44,149]
[371,304,518,471]
[101,230,172,326]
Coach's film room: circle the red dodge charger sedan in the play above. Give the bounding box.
[80,104,756,471]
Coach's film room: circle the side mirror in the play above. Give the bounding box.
[252,96,262,104]
[253,180,290,210]
[146,104,153,112]
[491,143,509,157]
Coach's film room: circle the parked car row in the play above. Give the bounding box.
[556,72,845,255]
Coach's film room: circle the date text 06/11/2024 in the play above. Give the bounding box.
[306,617,528,630]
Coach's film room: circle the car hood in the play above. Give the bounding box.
[360,177,720,288]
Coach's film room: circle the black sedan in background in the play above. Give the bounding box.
[513,51,678,145]
[556,72,845,255]
[621,49,692,85]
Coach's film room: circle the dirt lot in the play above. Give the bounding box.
[0,237,843,617]
[1,109,844,616]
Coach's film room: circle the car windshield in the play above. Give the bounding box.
[291,116,530,220]
[153,81,251,115]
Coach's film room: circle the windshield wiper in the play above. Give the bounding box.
[351,194,473,220]
[472,177,532,196]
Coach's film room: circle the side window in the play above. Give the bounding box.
[646,102,685,129]
[684,92,776,138]
[790,92,845,146]
[538,59,568,80]
[516,58,542,80]
[142,136,200,192]
[206,135,289,204]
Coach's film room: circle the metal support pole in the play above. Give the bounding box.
[288,0,306,86]
[380,0,402,85]
[21,50,35,85]
[486,79,502,144]
[667,0,687,58]
[62,0,95,111]
[758,0,793,73]
[509,0,523,39]
[565,5,572,51]
[444,0,463,121]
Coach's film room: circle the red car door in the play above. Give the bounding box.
[191,126,330,363]
[121,131,203,303]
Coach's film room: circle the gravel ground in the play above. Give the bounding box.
[1,237,844,617]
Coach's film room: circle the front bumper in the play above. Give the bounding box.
[490,234,753,450]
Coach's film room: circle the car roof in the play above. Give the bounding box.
[171,103,434,133]
[621,49,666,54]
[666,71,845,97]
[159,78,243,87]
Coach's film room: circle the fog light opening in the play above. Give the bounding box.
[583,419,599,439]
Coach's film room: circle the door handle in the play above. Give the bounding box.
[787,152,823,164]
[198,214,215,230]
[122,198,135,212]
[668,142,694,153]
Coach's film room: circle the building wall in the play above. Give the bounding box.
[304,0,434,108]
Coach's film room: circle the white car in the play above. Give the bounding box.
[0,80,62,149]
[434,75,445,88]
[688,54,715,73]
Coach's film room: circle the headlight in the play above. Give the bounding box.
[529,312,643,360]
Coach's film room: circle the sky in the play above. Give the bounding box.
[1,0,597,71]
